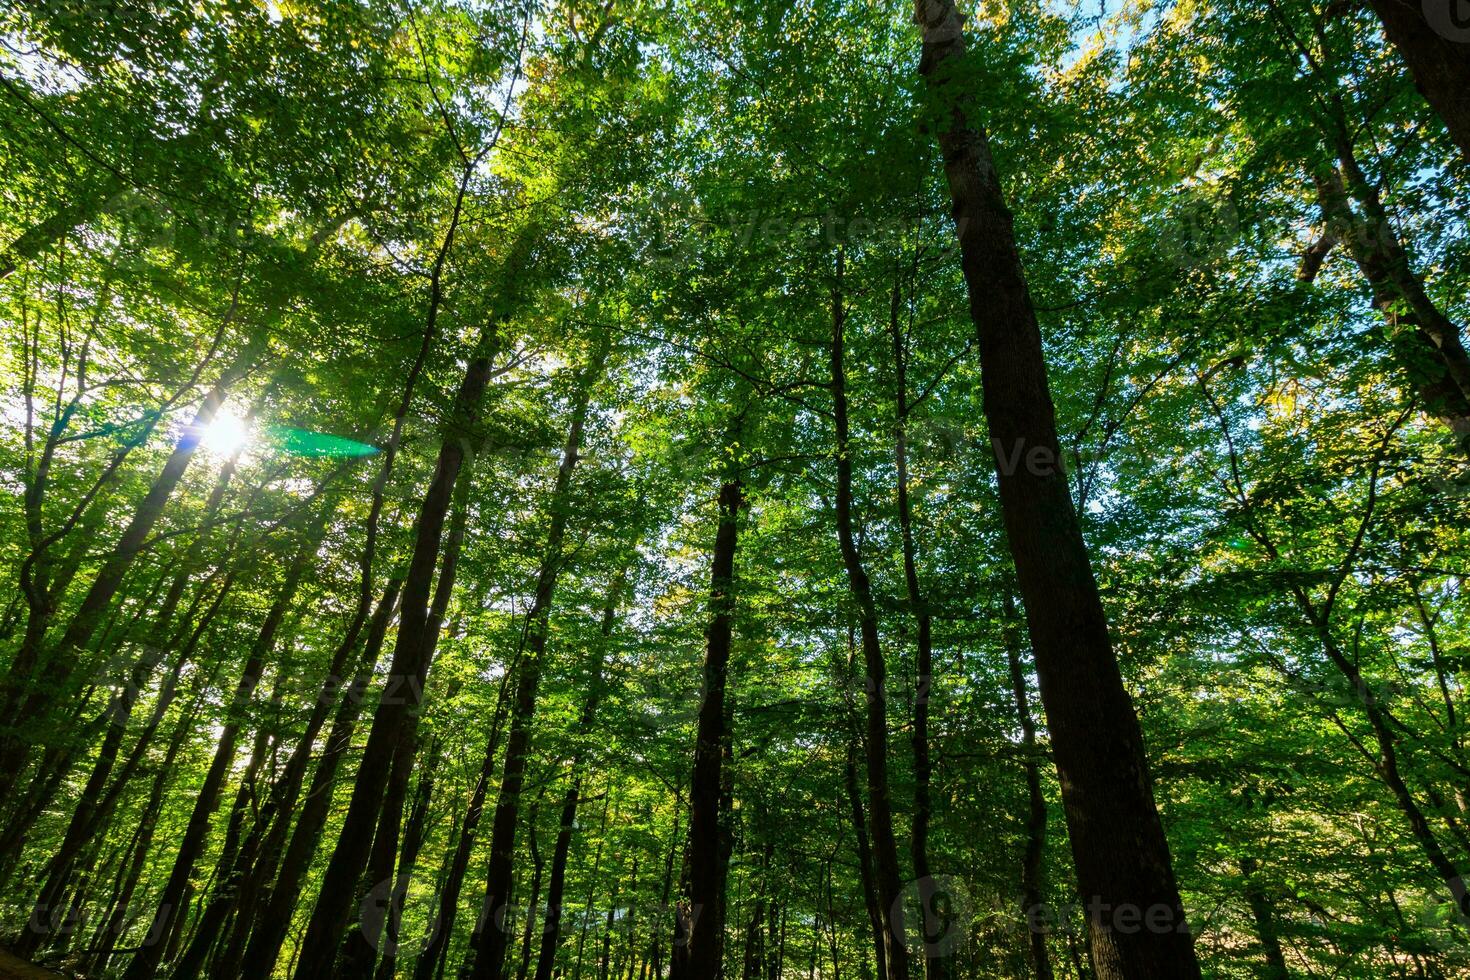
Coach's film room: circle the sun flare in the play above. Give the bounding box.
[199,410,251,457]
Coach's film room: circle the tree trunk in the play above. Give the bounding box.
[465,347,602,980]
[517,803,547,980]
[844,739,886,980]
[1004,598,1053,980]
[828,253,909,980]
[410,683,513,980]
[374,756,439,980]
[1237,858,1288,980]
[293,347,494,977]
[889,287,948,980]
[168,656,300,980]
[120,512,320,980]
[225,314,433,974]
[237,575,404,979]
[669,473,744,980]
[914,3,1200,975]
[1364,0,1470,164]
[344,424,482,978]
[534,570,629,980]
[1312,164,1470,452]
[0,340,258,798]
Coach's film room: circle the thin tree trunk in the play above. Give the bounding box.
[1237,857,1288,980]
[121,511,320,980]
[828,254,908,980]
[238,575,405,979]
[518,802,547,980]
[1003,598,1053,980]
[20,433,250,917]
[294,346,494,977]
[169,658,298,980]
[844,739,885,980]
[669,473,744,980]
[889,284,947,980]
[226,312,431,973]
[914,3,1200,975]
[534,569,630,980]
[373,754,442,980]
[1312,165,1470,451]
[410,682,513,980]
[466,347,603,980]
[575,796,615,980]
[0,337,259,794]
[343,436,482,978]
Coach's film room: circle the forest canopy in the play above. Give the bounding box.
[1,0,1469,978]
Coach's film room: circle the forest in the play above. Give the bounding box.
[1,0,1468,977]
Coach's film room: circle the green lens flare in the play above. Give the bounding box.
[264,425,379,458]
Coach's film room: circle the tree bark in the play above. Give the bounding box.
[890,285,948,980]
[669,474,744,980]
[913,3,1200,975]
[1312,164,1470,452]
[411,683,513,980]
[340,462,479,979]
[1364,0,1470,164]
[465,348,602,980]
[844,738,886,980]
[534,570,629,980]
[120,512,320,980]
[294,352,492,977]
[828,253,909,980]
[1004,597,1053,980]
[1237,857,1288,980]
[238,575,404,979]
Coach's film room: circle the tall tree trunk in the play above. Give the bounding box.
[669,473,744,980]
[238,575,404,979]
[17,429,252,911]
[844,738,886,980]
[1364,0,1470,164]
[889,285,948,980]
[293,344,493,977]
[828,253,909,980]
[0,339,258,797]
[410,682,513,980]
[534,569,629,980]
[1236,857,1288,980]
[644,809,681,980]
[574,795,614,980]
[0,333,255,758]
[169,656,299,980]
[342,434,481,978]
[517,802,547,980]
[121,510,321,980]
[225,312,433,973]
[374,756,440,980]
[1003,597,1053,980]
[913,3,1200,976]
[465,347,603,980]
